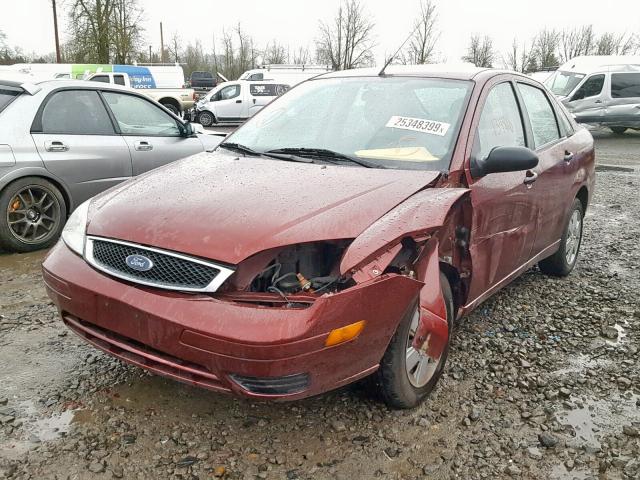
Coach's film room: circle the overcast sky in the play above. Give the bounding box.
[2,0,639,65]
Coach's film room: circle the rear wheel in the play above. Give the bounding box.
[539,198,584,277]
[610,127,627,135]
[161,102,180,116]
[198,111,215,127]
[0,177,66,252]
[374,273,453,409]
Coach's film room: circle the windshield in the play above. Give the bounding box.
[226,77,472,171]
[545,71,586,96]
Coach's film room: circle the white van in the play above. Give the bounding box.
[545,55,640,133]
[239,64,331,86]
[192,80,290,126]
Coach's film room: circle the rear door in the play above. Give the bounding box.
[101,90,203,175]
[564,74,606,124]
[607,72,640,127]
[515,82,572,255]
[31,88,132,206]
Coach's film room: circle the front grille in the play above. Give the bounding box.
[85,237,234,292]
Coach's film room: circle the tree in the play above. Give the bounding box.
[67,0,144,63]
[264,41,288,64]
[532,29,560,69]
[559,25,595,63]
[168,32,182,63]
[595,32,638,55]
[291,46,312,64]
[503,38,536,73]
[402,0,439,64]
[316,0,375,70]
[462,35,495,68]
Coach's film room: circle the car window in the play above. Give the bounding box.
[248,73,264,81]
[219,85,240,100]
[113,75,126,86]
[475,82,526,161]
[611,73,640,98]
[571,74,605,101]
[0,88,20,114]
[40,90,114,135]
[517,84,561,148]
[90,75,110,83]
[545,71,585,97]
[102,92,181,136]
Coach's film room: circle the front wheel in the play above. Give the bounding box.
[538,198,584,276]
[198,111,215,127]
[161,102,180,116]
[373,273,453,409]
[0,177,67,252]
[610,127,627,135]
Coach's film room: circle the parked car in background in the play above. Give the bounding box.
[545,55,640,133]
[189,71,216,89]
[86,71,195,115]
[43,65,594,409]
[190,80,290,126]
[239,64,331,85]
[0,78,222,252]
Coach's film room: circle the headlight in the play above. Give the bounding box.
[61,200,91,255]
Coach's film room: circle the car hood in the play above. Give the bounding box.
[87,151,441,265]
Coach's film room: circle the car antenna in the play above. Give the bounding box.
[378,19,424,76]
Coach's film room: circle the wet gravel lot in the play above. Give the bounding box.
[1,129,639,480]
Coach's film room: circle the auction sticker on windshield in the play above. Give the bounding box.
[386,116,450,136]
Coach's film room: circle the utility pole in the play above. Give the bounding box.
[149,45,152,62]
[160,22,165,64]
[52,0,61,62]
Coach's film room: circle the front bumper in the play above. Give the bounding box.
[42,241,422,400]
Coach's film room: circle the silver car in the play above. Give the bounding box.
[0,79,222,252]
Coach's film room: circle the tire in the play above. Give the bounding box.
[161,102,180,116]
[0,177,67,252]
[374,273,454,409]
[198,111,215,127]
[539,198,584,277]
[610,127,627,135]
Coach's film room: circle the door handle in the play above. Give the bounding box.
[236,100,242,103]
[523,170,538,186]
[594,100,603,104]
[563,151,574,162]
[134,141,153,151]
[45,140,69,152]
[253,99,256,104]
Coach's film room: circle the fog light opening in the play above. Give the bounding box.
[229,372,310,395]
[325,320,366,347]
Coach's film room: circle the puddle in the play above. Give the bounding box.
[604,323,627,346]
[551,354,611,376]
[557,393,640,451]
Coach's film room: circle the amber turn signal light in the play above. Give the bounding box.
[325,320,366,347]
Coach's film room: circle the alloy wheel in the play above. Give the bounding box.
[565,209,582,266]
[6,185,61,245]
[405,308,438,388]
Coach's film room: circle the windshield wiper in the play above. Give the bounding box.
[219,142,314,163]
[266,148,381,169]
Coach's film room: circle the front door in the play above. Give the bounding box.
[214,84,247,121]
[563,73,606,124]
[31,89,132,206]
[466,80,539,302]
[101,91,203,176]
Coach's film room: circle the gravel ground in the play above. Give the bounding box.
[1,130,639,480]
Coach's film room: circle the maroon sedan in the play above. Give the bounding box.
[42,66,594,408]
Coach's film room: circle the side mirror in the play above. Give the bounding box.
[471,146,538,178]
[181,122,196,137]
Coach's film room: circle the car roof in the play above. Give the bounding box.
[557,55,640,73]
[315,64,500,81]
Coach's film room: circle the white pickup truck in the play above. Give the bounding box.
[87,72,195,115]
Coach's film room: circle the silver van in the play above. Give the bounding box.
[545,55,640,133]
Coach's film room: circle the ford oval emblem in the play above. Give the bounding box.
[125,254,154,272]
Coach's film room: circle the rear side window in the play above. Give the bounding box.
[572,74,605,100]
[517,84,561,148]
[0,88,21,113]
[40,90,115,135]
[114,75,126,86]
[611,73,640,98]
[476,82,526,161]
[90,75,110,83]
